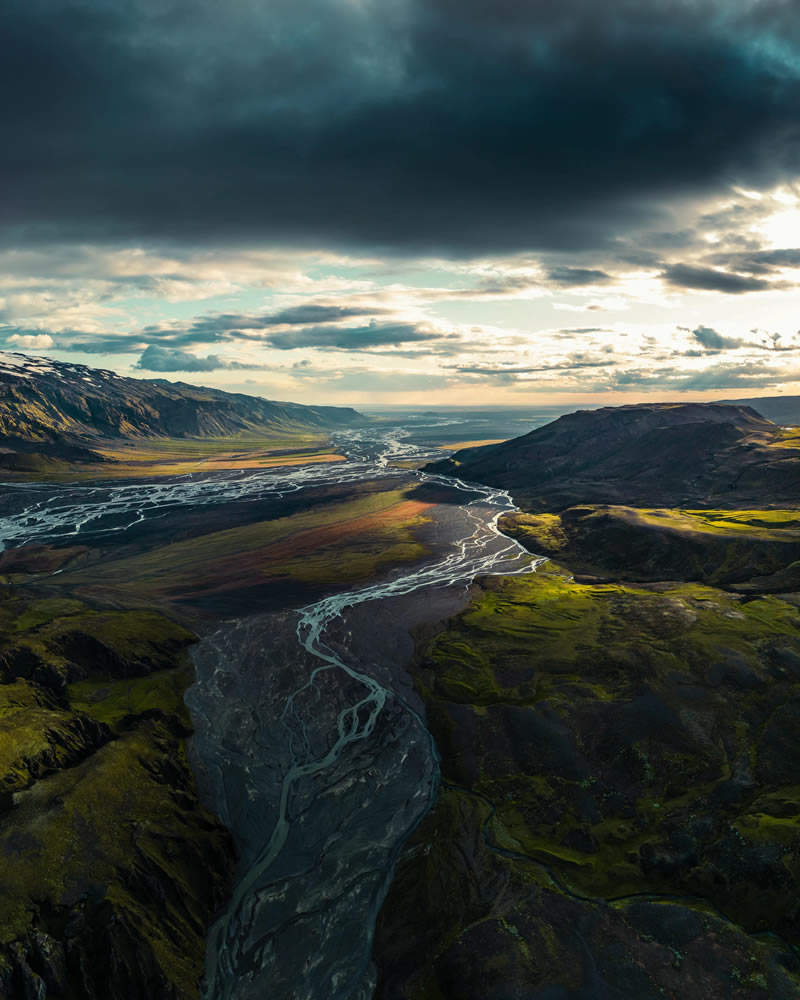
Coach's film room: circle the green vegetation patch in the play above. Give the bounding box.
[374,783,798,999]
[0,587,232,998]
[0,680,108,800]
[500,505,800,588]
[0,719,231,995]
[68,663,194,729]
[0,589,196,690]
[416,569,800,938]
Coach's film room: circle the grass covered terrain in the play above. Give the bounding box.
[1,430,347,480]
[501,504,800,590]
[374,567,800,998]
[0,587,233,998]
[58,481,437,615]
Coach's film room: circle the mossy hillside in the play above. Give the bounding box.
[68,662,194,729]
[500,505,800,587]
[374,786,800,1000]
[0,588,234,999]
[0,590,195,691]
[413,570,800,947]
[0,680,108,804]
[0,719,231,998]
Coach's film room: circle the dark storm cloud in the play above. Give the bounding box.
[184,306,387,335]
[3,0,800,254]
[662,264,778,293]
[132,307,392,346]
[690,325,746,350]
[258,305,387,326]
[22,306,457,357]
[134,345,266,372]
[546,267,613,287]
[64,334,150,353]
[265,322,456,351]
[709,248,800,275]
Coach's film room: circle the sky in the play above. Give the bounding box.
[3,0,800,406]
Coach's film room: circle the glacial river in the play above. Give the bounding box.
[186,426,539,1000]
[0,421,539,999]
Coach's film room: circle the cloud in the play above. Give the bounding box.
[662,264,777,293]
[709,248,800,275]
[555,327,609,335]
[3,0,800,254]
[5,331,54,349]
[259,304,386,326]
[176,306,388,339]
[546,267,613,287]
[689,325,746,350]
[677,324,800,354]
[600,362,800,392]
[264,321,457,351]
[134,345,265,372]
[448,355,613,385]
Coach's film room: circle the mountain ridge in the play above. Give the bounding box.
[0,352,364,464]
[425,401,800,509]
[716,394,800,426]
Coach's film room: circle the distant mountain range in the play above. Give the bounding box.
[0,352,364,463]
[718,394,800,426]
[426,401,800,509]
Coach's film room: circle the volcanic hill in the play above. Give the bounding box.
[426,401,800,510]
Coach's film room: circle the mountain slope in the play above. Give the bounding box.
[717,394,800,426]
[426,401,800,509]
[0,352,363,462]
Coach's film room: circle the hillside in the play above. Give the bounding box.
[717,394,800,426]
[426,401,800,510]
[0,352,363,465]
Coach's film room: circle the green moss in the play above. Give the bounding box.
[416,570,800,932]
[0,719,230,994]
[68,664,193,729]
[0,680,106,797]
[499,513,568,555]
[11,598,86,631]
[500,505,800,589]
[0,587,230,997]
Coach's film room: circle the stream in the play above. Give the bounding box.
[0,422,540,999]
[186,426,539,1000]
